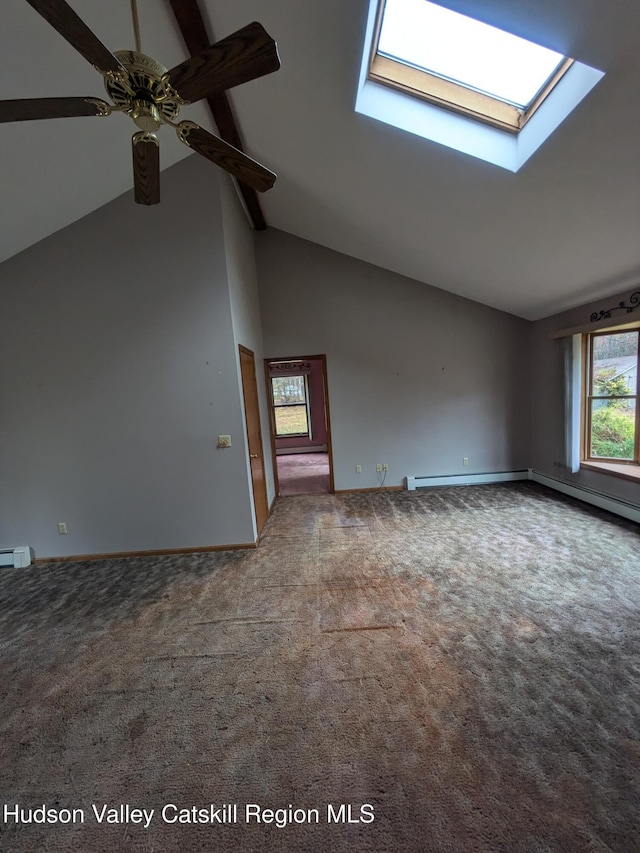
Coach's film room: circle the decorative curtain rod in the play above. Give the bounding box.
[269,362,312,373]
[548,287,640,339]
[591,290,639,322]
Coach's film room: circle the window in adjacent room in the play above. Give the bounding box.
[271,375,310,438]
[369,0,572,132]
[585,329,639,464]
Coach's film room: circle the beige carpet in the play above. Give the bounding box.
[277,452,330,495]
[0,483,639,852]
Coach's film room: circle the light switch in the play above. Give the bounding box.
[218,435,232,448]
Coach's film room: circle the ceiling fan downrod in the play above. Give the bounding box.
[130,0,142,54]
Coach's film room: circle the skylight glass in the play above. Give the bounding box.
[378,0,566,109]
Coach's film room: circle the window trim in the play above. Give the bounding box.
[368,0,573,133]
[582,327,640,468]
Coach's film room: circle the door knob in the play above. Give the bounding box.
[250,453,259,459]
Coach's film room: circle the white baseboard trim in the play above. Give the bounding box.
[406,470,529,491]
[529,469,640,524]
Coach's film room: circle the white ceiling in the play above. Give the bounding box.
[1,0,639,320]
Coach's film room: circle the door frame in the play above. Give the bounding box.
[264,353,335,496]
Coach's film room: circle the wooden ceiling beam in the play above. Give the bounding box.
[168,0,267,230]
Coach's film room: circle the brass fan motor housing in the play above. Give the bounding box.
[104,50,185,130]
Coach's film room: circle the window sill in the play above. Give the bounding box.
[581,461,640,483]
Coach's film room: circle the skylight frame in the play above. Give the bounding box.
[368,0,574,133]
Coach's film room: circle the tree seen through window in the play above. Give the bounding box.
[588,331,638,461]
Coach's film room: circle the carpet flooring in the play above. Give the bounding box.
[0,483,639,852]
[277,452,330,495]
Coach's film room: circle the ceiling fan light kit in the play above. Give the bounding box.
[2,0,280,205]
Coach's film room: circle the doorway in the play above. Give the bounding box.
[265,354,334,496]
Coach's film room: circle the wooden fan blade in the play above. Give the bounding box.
[176,122,275,192]
[132,133,160,205]
[0,97,110,123]
[166,22,280,103]
[25,0,125,76]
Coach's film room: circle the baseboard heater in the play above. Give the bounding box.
[529,470,640,524]
[0,546,33,569]
[406,470,529,490]
[405,469,639,525]
[276,445,328,456]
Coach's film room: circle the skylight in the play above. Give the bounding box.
[357,0,605,170]
[378,0,566,109]
[370,0,573,131]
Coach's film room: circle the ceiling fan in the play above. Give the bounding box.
[0,0,280,204]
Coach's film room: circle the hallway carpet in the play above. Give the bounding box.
[0,483,639,851]
[277,452,330,495]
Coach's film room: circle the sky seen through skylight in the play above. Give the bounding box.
[378,0,566,109]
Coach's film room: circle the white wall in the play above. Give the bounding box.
[531,289,640,505]
[221,177,276,514]
[0,156,257,558]
[256,229,531,490]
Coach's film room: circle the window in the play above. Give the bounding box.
[370,0,572,132]
[271,375,310,437]
[584,330,639,465]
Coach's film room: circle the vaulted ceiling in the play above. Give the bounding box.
[1,0,639,319]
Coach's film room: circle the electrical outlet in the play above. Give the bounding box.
[376,463,382,473]
[217,435,232,448]
[463,457,469,466]
[356,465,362,473]
[58,522,67,535]
[382,463,389,472]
